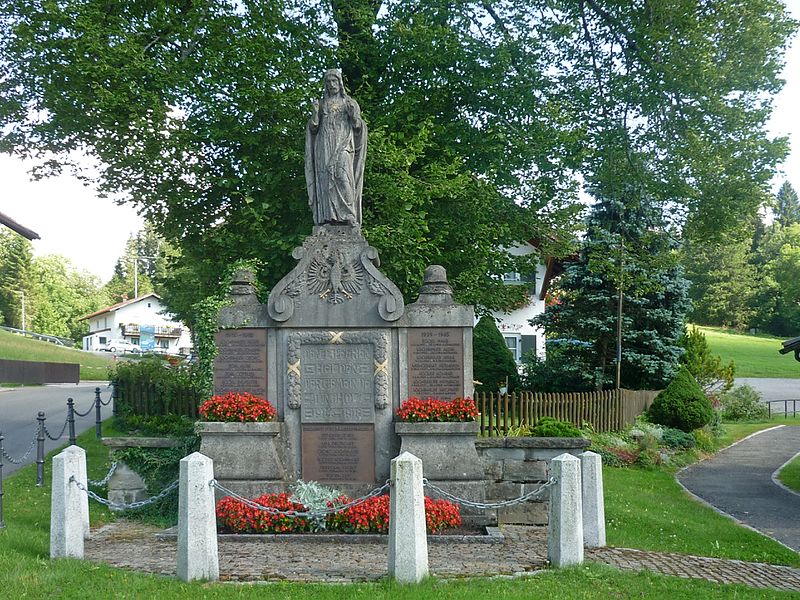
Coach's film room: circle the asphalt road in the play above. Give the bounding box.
[0,382,113,476]
[678,425,800,552]
[735,378,800,401]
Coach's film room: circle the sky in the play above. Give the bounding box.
[1,2,800,282]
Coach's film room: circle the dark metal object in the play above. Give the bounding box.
[766,399,800,419]
[0,359,79,384]
[0,210,40,240]
[0,434,5,529]
[36,412,45,486]
[95,388,103,439]
[67,399,76,446]
[779,336,800,362]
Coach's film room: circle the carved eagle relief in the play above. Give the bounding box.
[307,247,364,303]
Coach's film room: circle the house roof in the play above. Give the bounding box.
[779,336,800,362]
[0,211,40,240]
[78,293,162,322]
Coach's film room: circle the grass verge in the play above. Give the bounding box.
[777,453,800,493]
[0,329,114,381]
[696,325,800,379]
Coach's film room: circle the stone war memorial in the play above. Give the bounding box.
[203,70,588,523]
[204,69,475,499]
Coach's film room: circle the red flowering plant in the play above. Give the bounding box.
[198,391,277,423]
[396,396,479,422]
[215,492,461,534]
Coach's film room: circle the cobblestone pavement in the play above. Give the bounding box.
[85,521,800,590]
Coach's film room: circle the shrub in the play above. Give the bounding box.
[111,357,203,418]
[531,417,581,437]
[473,316,519,392]
[719,385,769,421]
[396,397,478,422]
[661,427,696,449]
[692,426,717,452]
[199,392,277,422]
[647,366,713,432]
[679,326,735,396]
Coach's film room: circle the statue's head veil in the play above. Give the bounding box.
[322,69,346,99]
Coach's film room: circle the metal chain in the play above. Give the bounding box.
[211,479,391,519]
[98,394,113,406]
[0,431,38,464]
[71,476,179,510]
[88,462,118,487]
[72,400,97,418]
[422,477,557,510]
[44,417,70,441]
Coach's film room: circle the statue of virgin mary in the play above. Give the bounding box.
[305,69,367,226]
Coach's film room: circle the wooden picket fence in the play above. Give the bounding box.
[476,388,660,436]
[114,380,201,419]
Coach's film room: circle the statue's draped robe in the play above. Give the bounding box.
[305,96,366,226]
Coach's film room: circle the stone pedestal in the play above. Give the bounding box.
[395,421,483,480]
[197,422,286,480]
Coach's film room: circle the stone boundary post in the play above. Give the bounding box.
[548,453,583,567]
[50,445,88,559]
[581,450,606,548]
[177,452,219,582]
[388,451,429,583]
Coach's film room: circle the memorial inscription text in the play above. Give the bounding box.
[407,328,464,399]
[300,343,374,422]
[301,424,375,482]
[213,329,267,397]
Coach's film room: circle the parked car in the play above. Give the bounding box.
[100,339,141,354]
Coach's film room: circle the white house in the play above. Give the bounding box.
[79,293,192,354]
[490,242,563,364]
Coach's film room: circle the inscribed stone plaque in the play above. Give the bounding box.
[302,424,375,483]
[300,343,375,423]
[212,329,267,397]
[407,327,464,399]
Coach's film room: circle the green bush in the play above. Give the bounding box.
[111,357,203,418]
[692,426,717,452]
[679,326,735,396]
[532,417,582,437]
[647,366,713,432]
[719,385,769,421]
[473,316,519,392]
[661,427,696,449]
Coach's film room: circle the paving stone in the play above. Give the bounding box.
[83,521,800,591]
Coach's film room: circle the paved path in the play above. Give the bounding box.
[678,425,800,551]
[84,522,800,591]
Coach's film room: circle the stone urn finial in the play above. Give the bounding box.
[415,265,454,304]
[230,268,257,297]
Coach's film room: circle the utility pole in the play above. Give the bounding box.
[615,240,623,390]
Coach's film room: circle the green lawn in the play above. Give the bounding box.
[0,329,113,381]
[777,453,800,493]
[695,325,800,379]
[1,420,799,598]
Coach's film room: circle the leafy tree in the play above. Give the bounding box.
[678,326,735,398]
[750,223,800,335]
[682,235,756,330]
[473,316,519,393]
[774,181,800,228]
[0,0,793,323]
[28,255,109,341]
[0,230,33,329]
[534,186,690,391]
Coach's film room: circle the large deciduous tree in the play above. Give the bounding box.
[0,0,794,321]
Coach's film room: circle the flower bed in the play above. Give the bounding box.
[199,392,277,422]
[216,493,461,534]
[396,396,478,422]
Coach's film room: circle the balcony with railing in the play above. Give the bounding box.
[121,324,183,338]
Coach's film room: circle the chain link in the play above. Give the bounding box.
[98,394,113,407]
[43,417,70,441]
[71,476,179,510]
[211,479,391,519]
[422,477,557,510]
[0,431,38,464]
[72,400,97,418]
[88,462,118,487]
